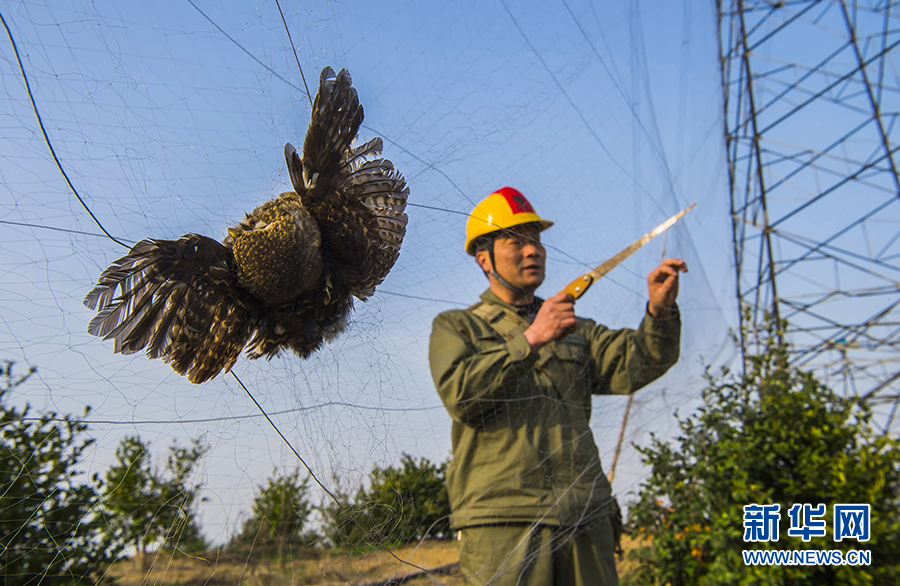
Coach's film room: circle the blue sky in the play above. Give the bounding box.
[0,0,734,541]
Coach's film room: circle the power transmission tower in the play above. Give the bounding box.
[718,0,900,423]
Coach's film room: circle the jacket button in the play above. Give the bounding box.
[516,349,525,357]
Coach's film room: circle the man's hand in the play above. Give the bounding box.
[524,292,577,352]
[648,258,687,318]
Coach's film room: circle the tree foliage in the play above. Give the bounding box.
[625,320,900,585]
[323,453,451,549]
[320,480,366,549]
[0,361,119,585]
[232,468,314,565]
[101,433,209,563]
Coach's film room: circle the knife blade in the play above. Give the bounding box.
[560,203,696,300]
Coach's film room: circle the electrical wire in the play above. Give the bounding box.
[498,0,644,197]
[0,219,133,243]
[273,0,313,106]
[231,371,340,504]
[7,401,445,426]
[1,10,129,249]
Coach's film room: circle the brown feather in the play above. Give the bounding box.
[84,67,408,383]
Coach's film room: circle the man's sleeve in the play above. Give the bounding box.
[429,310,537,425]
[588,305,681,395]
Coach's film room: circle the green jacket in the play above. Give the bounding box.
[429,289,680,529]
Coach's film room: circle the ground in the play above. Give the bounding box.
[109,540,459,586]
[108,537,641,585]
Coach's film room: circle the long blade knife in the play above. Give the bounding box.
[560,203,696,300]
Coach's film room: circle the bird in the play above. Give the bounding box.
[84,67,409,384]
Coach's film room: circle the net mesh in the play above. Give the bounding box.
[0,0,732,582]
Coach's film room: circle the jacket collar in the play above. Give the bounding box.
[479,289,544,322]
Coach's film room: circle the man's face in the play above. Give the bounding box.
[483,223,546,292]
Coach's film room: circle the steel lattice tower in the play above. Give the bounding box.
[718,0,900,415]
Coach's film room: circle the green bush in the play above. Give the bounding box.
[322,454,451,549]
[101,433,209,565]
[232,468,315,565]
[0,361,119,585]
[625,321,900,585]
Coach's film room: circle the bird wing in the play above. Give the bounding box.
[338,140,408,299]
[285,67,408,301]
[294,66,363,192]
[84,235,256,383]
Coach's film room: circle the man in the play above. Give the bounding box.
[429,187,685,585]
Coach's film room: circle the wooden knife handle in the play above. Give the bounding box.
[561,274,594,300]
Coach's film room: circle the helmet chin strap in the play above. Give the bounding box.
[487,241,529,297]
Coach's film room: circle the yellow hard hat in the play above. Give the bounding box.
[465,187,553,255]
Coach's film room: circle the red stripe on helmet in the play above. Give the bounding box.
[495,187,535,214]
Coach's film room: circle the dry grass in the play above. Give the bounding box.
[107,540,460,586]
[615,535,644,578]
[108,536,641,586]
